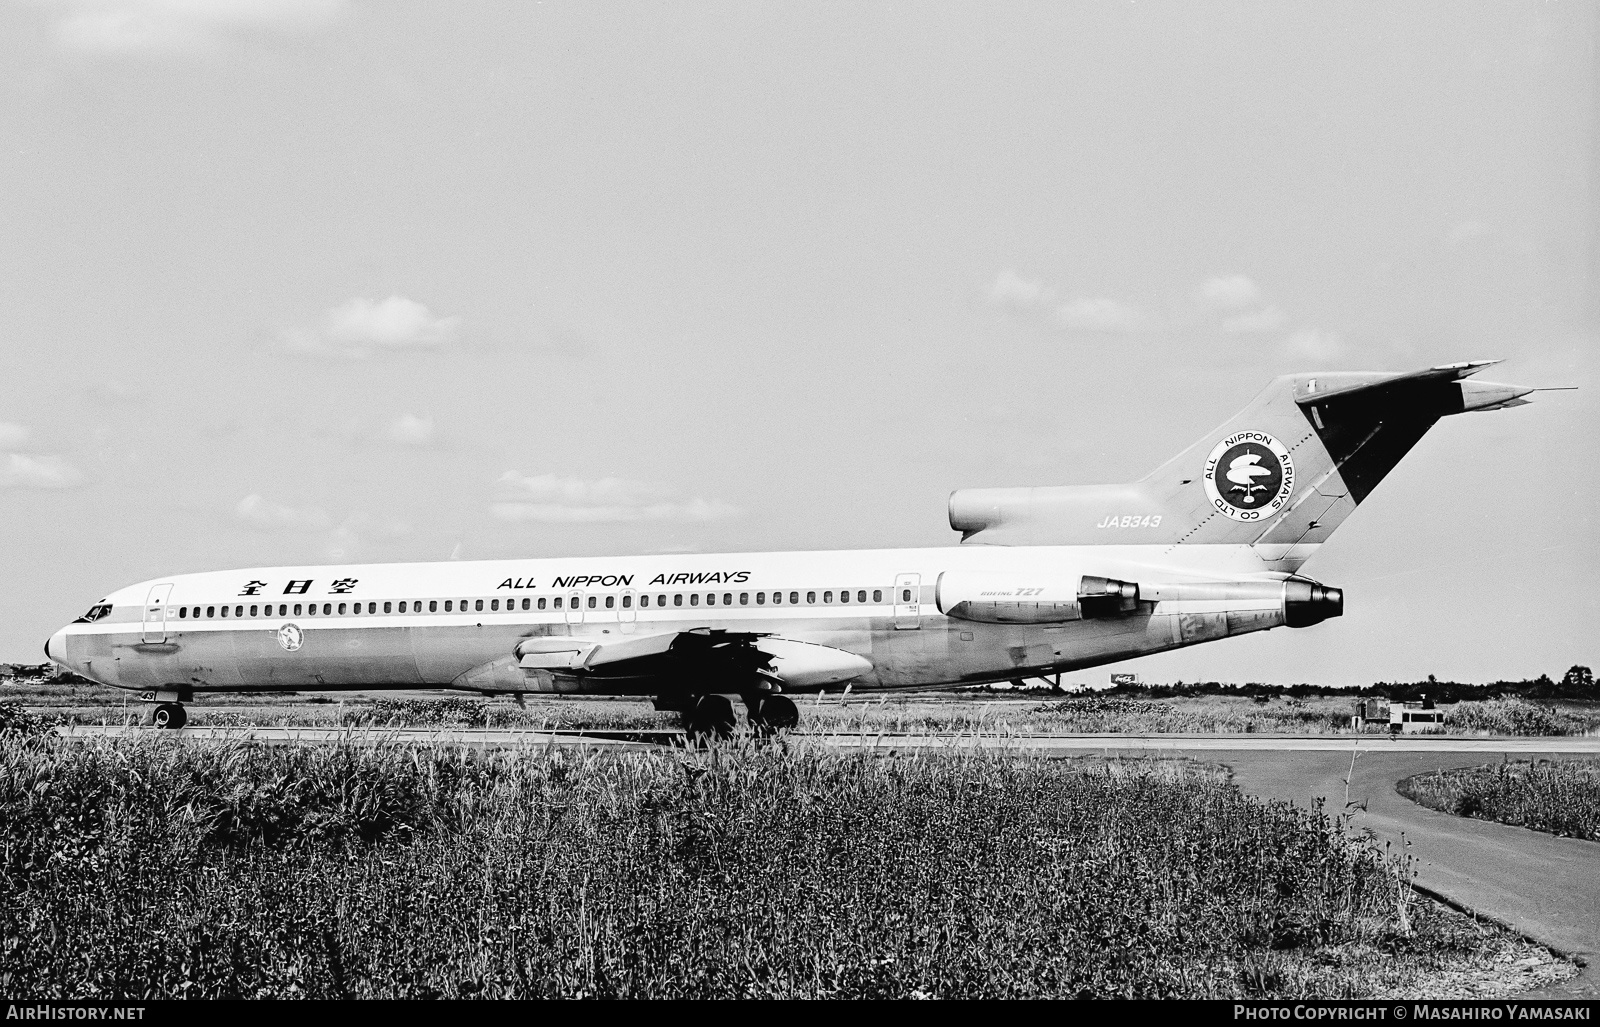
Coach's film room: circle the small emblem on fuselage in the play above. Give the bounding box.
[277,623,304,652]
[1202,431,1295,522]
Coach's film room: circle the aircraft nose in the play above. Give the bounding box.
[44,628,66,664]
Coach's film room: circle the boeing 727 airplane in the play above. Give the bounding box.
[44,361,1533,736]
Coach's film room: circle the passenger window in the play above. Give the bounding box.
[756,592,765,604]
[338,603,346,615]
[381,602,390,613]
[292,605,302,616]
[207,606,216,618]
[803,592,812,604]
[399,602,407,613]
[739,593,748,605]
[690,594,699,606]
[587,596,597,609]
[658,595,666,606]
[622,595,632,609]
[537,598,547,610]
[824,591,833,604]
[427,601,436,613]
[178,607,187,619]
[605,596,614,609]
[475,600,483,612]
[674,595,683,607]
[724,593,732,605]
[522,598,530,611]
[238,606,245,617]
[706,593,716,606]
[840,591,848,604]
[490,599,499,612]
[902,589,911,602]
[222,605,230,618]
[858,591,866,604]
[443,600,451,612]
[554,597,563,609]
[772,592,781,605]
[873,590,882,603]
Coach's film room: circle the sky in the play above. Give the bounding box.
[0,0,1594,684]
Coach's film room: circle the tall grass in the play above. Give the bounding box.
[1398,759,1600,841]
[1442,699,1600,737]
[0,732,1498,998]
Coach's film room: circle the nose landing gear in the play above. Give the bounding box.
[137,689,191,730]
[151,703,188,730]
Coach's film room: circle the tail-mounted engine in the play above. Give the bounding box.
[935,572,1142,624]
[936,571,1342,630]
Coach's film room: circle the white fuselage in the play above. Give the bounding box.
[48,543,1302,697]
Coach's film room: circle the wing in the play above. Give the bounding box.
[516,628,778,686]
[510,628,872,693]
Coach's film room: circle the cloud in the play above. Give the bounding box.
[0,423,31,448]
[491,472,743,524]
[1195,275,1263,313]
[41,0,344,55]
[1053,297,1156,334]
[1447,221,1494,246]
[1219,306,1289,334]
[282,295,460,357]
[387,413,435,447]
[0,453,84,489]
[234,493,332,532]
[987,270,1159,334]
[1282,329,1347,362]
[987,269,1054,310]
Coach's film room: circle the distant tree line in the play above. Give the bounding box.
[1112,666,1594,703]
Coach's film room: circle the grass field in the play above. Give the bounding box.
[1398,759,1600,842]
[0,730,1570,999]
[18,690,1600,738]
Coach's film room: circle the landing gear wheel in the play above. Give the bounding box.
[684,694,736,744]
[747,694,799,734]
[152,703,187,730]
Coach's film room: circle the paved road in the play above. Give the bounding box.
[56,724,1599,996]
[1211,747,1600,1000]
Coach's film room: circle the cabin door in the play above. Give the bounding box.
[619,590,637,633]
[566,591,584,626]
[142,583,174,643]
[892,573,921,630]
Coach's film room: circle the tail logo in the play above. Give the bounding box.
[1203,431,1295,521]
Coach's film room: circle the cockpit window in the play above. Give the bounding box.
[73,603,112,624]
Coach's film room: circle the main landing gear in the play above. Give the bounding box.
[675,692,801,744]
[744,693,799,734]
[684,694,737,741]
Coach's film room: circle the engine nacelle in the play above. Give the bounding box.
[1284,578,1343,627]
[935,572,1342,631]
[935,573,1142,624]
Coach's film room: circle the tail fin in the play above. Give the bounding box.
[948,361,1531,569]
